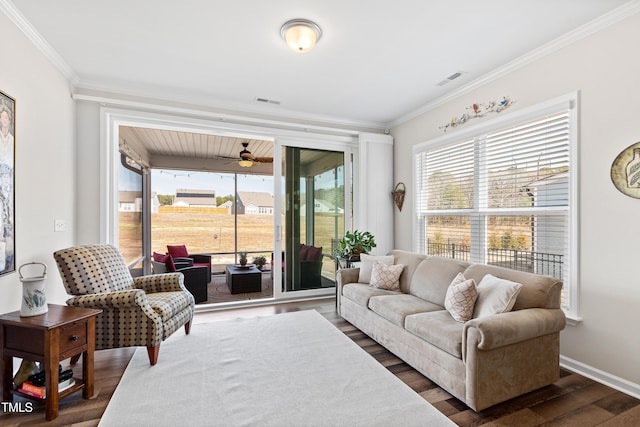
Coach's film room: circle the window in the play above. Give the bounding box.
[414,94,578,319]
[118,154,144,269]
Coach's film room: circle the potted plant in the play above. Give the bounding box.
[334,230,376,259]
[252,255,267,271]
[238,251,248,266]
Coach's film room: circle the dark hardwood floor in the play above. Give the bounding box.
[2,299,639,426]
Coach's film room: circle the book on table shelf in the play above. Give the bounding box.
[18,378,76,398]
[28,367,73,387]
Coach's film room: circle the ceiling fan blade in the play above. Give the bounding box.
[254,157,273,163]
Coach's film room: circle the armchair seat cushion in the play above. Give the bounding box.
[146,291,195,322]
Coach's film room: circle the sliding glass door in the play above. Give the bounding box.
[281,147,345,293]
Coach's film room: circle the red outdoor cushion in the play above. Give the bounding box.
[299,244,310,261]
[300,244,323,261]
[153,251,176,272]
[306,245,323,261]
[167,245,189,258]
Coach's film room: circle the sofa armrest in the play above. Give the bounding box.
[134,272,187,293]
[463,308,566,356]
[336,267,360,287]
[336,268,360,313]
[66,289,148,309]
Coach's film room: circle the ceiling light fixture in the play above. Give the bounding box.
[280,19,322,53]
[239,143,254,167]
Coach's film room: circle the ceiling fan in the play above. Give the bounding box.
[238,141,273,167]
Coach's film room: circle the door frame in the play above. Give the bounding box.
[100,107,359,303]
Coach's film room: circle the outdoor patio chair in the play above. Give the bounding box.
[152,252,208,303]
[167,245,212,280]
[53,244,195,365]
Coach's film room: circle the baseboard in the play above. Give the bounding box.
[560,355,640,400]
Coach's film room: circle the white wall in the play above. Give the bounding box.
[392,13,640,390]
[76,101,101,244]
[0,12,76,314]
[358,133,394,256]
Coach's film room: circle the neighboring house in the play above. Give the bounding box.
[235,192,274,215]
[173,189,216,207]
[527,172,569,208]
[218,200,233,214]
[526,171,569,277]
[300,199,344,215]
[118,191,142,212]
[119,191,160,213]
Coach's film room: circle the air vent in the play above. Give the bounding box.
[255,97,281,105]
[437,71,465,86]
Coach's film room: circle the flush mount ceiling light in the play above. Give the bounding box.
[280,19,322,53]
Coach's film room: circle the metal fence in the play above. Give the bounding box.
[426,240,563,280]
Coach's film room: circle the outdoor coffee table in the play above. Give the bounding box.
[225,264,262,294]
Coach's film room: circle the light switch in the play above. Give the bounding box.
[54,219,66,232]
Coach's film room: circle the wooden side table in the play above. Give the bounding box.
[0,304,102,421]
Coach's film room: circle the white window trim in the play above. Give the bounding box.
[412,92,580,322]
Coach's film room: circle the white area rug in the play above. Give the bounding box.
[99,310,454,427]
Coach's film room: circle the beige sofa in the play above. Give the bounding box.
[337,250,566,411]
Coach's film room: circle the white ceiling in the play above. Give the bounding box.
[5,0,632,128]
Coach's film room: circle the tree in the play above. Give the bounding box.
[157,195,174,206]
[216,194,234,206]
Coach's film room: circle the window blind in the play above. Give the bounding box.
[415,110,571,289]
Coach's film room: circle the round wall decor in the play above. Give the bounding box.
[611,141,640,198]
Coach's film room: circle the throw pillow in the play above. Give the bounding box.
[306,245,323,261]
[444,272,478,322]
[369,260,404,291]
[153,252,176,272]
[473,274,523,318]
[358,254,394,283]
[167,245,189,258]
[299,244,310,261]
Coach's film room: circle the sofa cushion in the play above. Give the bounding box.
[388,250,429,293]
[368,294,443,327]
[408,256,470,306]
[405,310,464,359]
[473,274,522,318]
[342,283,400,307]
[370,261,404,290]
[358,254,394,283]
[463,264,562,310]
[444,273,478,322]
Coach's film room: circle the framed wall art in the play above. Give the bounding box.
[0,90,15,275]
[611,141,640,199]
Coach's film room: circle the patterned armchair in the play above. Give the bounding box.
[53,244,195,365]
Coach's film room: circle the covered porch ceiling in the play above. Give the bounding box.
[118,126,342,176]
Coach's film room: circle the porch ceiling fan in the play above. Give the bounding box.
[238,141,273,167]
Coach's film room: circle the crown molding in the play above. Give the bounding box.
[73,83,386,134]
[388,0,640,128]
[0,0,80,84]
